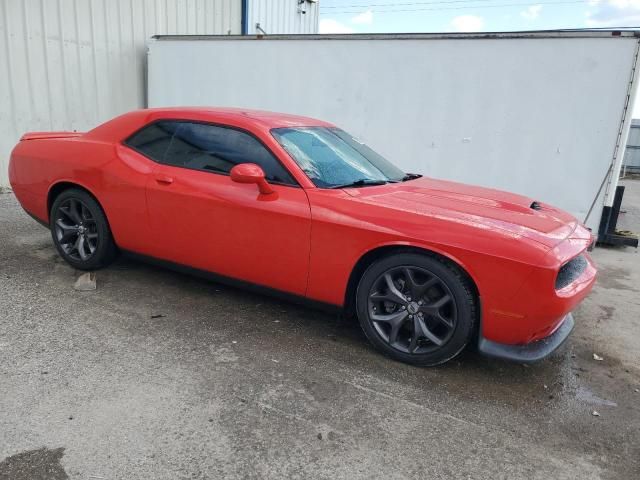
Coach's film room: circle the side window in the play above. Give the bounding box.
[125,121,177,162]
[167,122,296,185]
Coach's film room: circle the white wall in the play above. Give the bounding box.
[246,0,319,35]
[148,34,639,230]
[0,0,242,188]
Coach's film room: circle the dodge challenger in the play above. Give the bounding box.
[8,108,597,366]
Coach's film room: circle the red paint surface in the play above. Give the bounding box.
[9,107,596,346]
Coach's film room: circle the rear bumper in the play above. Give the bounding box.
[477,313,574,363]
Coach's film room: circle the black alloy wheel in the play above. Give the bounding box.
[356,253,476,366]
[54,198,99,262]
[368,266,457,354]
[50,188,117,270]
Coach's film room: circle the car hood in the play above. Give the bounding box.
[343,177,578,248]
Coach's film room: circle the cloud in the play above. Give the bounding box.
[351,10,373,25]
[586,0,640,26]
[319,18,355,34]
[450,15,485,32]
[609,0,640,8]
[521,5,543,20]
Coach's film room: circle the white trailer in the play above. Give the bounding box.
[147,31,640,236]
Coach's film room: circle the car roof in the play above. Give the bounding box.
[85,107,336,143]
[140,107,335,129]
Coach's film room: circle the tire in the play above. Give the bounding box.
[50,188,118,270]
[356,253,476,366]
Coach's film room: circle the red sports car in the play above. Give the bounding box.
[9,108,596,366]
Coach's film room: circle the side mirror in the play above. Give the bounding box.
[230,163,274,195]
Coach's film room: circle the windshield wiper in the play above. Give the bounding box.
[328,179,389,189]
[401,173,422,182]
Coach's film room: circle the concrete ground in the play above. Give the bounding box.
[1,182,639,480]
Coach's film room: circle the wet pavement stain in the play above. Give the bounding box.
[595,264,637,291]
[0,448,68,480]
[575,386,618,407]
[598,305,616,322]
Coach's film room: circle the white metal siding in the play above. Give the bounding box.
[623,149,640,171]
[623,124,640,171]
[148,35,639,231]
[0,0,241,188]
[246,0,318,35]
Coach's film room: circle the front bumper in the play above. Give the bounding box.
[480,221,596,346]
[478,313,575,363]
[477,313,574,363]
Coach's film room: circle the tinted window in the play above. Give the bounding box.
[127,121,296,185]
[126,121,176,162]
[271,127,406,188]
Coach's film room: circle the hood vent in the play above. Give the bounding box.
[530,201,542,211]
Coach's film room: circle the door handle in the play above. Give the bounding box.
[155,175,174,185]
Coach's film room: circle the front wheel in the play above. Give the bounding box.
[356,253,477,366]
[50,188,117,270]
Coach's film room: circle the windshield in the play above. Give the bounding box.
[271,127,408,188]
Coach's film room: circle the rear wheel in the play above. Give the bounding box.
[50,189,117,270]
[356,253,476,366]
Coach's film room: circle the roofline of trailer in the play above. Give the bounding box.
[151,29,640,41]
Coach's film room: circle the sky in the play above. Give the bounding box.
[318,0,640,34]
[318,0,640,115]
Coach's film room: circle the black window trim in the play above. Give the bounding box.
[122,118,301,188]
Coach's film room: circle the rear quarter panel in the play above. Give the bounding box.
[9,136,152,252]
[9,137,90,220]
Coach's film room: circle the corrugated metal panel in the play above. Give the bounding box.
[626,124,640,145]
[247,0,319,35]
[623,125,640,171]
[623,149,640,170]
[0,0,241,188]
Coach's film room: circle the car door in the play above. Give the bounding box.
[129,120,311,296]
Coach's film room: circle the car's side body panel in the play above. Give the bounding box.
[145,159,312,295]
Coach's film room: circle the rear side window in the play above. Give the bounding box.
[126,120,296,186]
[126,121,176,161]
